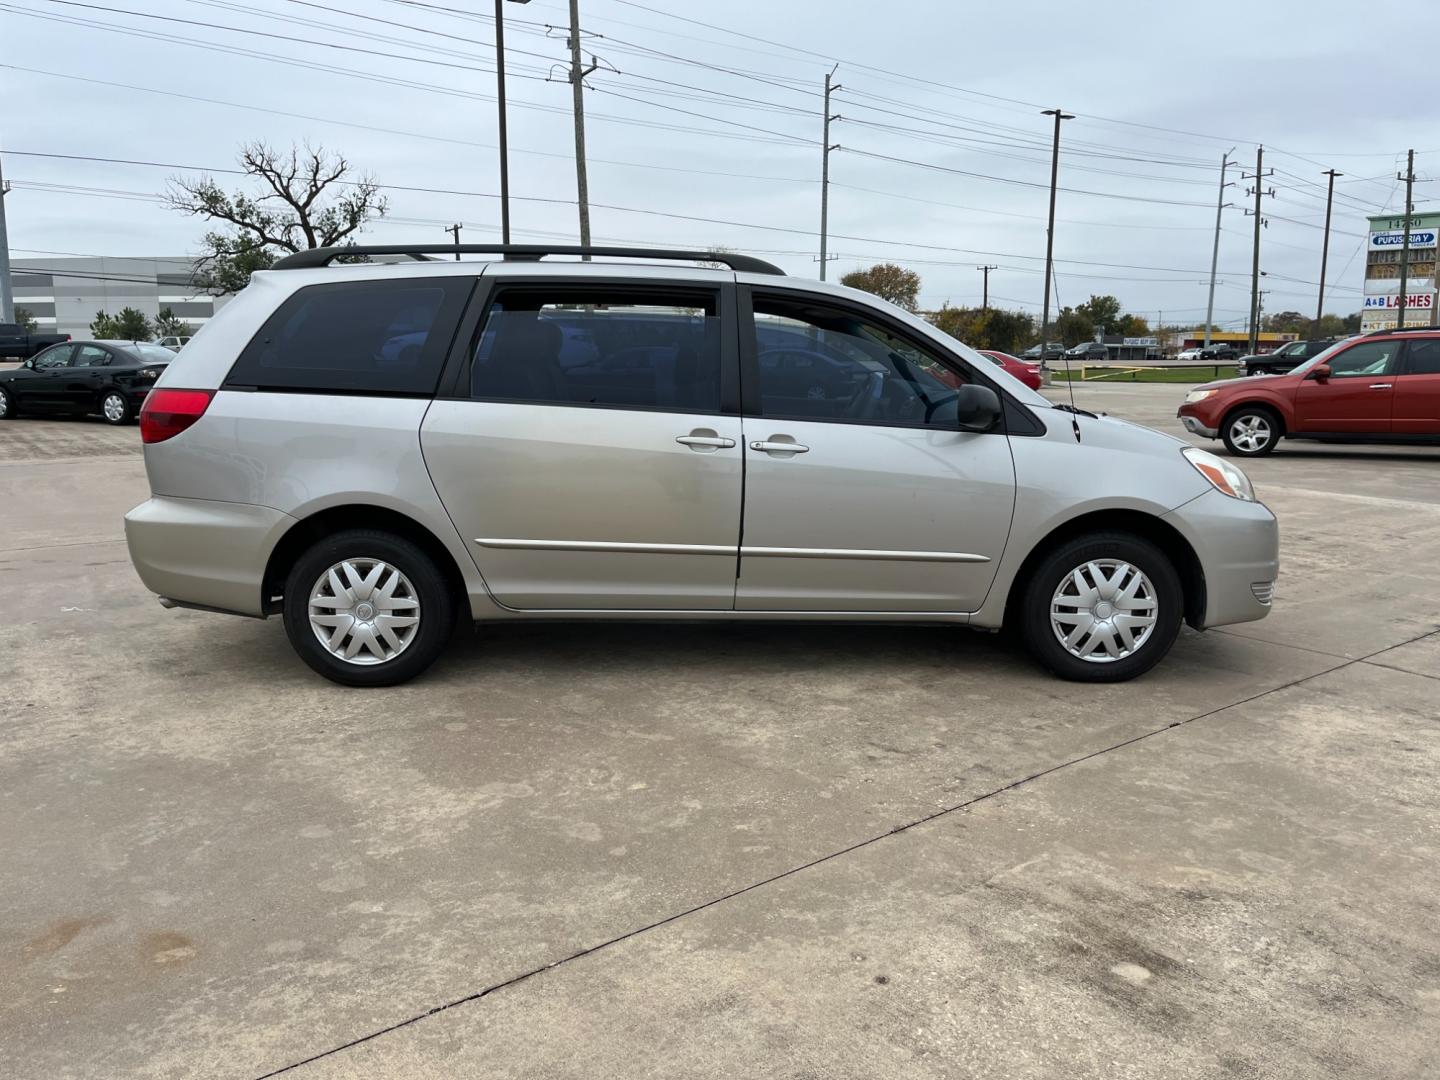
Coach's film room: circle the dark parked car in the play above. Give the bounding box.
[1237,339,1338,376]
[1021,342,1065,361]
[1064,342,1109,362]
[1200,342,1240,363]
[0,340,176,424]
[0,322,69,360]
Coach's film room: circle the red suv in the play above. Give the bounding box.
[1177,330,1440,456]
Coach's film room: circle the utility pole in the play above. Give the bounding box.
[1396,149,1416,329]
[494,0,526,244]
[1315,168,1341,333]
[1204,149,1235,347]
[1243,145,1274,355]
[977,264,997,309]
[566,0,597,254]
[818,65,841,281]
[1039,107,1074,372]
[0,151,13,323]
[445,223,463,260]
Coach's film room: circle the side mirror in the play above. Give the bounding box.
[954,384,1002,432]
[1309,364,1331,382]
[22,357,34,370]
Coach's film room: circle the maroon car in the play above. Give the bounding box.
[979,350,1043,391]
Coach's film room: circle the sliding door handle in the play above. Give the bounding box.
[750,439,810,454]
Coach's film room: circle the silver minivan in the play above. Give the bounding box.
[124,245,1278,686]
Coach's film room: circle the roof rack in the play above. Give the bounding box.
[1365,325,1440,336]
[270,243,786,275]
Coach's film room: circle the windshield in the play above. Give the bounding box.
[1290,337,1362,376]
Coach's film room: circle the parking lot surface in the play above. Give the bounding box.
[2,386,1438,1079]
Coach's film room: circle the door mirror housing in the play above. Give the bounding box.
[1309,363,1331,382]
[953,383,1003,432]
[22,357,34,370]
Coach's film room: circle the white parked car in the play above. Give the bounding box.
[1176,347,1205,361]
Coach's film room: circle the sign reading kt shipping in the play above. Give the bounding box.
[1363,293,1435,309]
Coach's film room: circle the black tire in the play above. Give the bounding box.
[1220,404,1280,457]
[0,386,15,420]
[282,528,455,687]
[1019,531,1184,683]
[99,389,133,425]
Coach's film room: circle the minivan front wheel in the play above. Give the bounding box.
[282,529,454,687]
[1019,532,1183,682]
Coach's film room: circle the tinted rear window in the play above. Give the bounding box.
[227,277,472,394]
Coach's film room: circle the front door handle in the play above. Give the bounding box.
[1369,383,1393,390]
[750,439,810,455]
[676,432,736,451]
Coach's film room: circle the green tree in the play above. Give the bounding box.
[840,263,921,312]
[1313,313,1350,338]
[1074,294,1123,334]
[1053,306,1094,347]
[13,307,39,332]
[1263,310,1308,334]
[91,307,154,340]
[1115,313,1150,337]
[1341,311,1361,334]
[165,141,388,295]
[154,307,197,339]
[930,305,1034,354]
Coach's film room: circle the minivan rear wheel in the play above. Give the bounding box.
[1019,532,1183,682]
[282,528,454,687]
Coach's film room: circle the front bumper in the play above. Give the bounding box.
[125,495,295,617]
[1179,413,1218,438]
[1163,488,1279,629]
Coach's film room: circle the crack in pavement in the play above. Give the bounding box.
[253,624,1440,1079]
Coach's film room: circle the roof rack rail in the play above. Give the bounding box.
[1366,324,1440,334]
[270,243,786,275]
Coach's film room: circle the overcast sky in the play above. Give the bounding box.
[3,0,1435,328]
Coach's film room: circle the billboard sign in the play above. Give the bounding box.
[1362,293,1434,310]
[1369,228,1439,250]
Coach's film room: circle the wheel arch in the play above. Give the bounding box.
[1002,508,1206,631]
[261,504,470,617]
[1220,397,1288,438]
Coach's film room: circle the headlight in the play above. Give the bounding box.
[1183,446,1256,501]
[1183,388,1216,404]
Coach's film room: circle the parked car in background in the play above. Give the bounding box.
[1238,339,1337,376]
[123,242,1277,688]
[979,349,1043,390]
[1021,342,1065,362]
[1200,343,1240,363]
[1178,330,1440,456]
[0,340,176,424]
[1176,346,1206,361]
[1064,342,1109,362]
[0,323,69,361]
[156,335,193,351]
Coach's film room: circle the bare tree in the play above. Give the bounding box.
[165,141,388,295]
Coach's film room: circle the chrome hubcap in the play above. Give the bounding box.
[308,558,421,666]
[0,391,8,417]
[1051,559,1158,663]
[103,394,126,422]
[1229,414,1270,452]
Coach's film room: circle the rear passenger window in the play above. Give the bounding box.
[1406,340,1440,375]
[228,278,472,394]
[470,288,722,412]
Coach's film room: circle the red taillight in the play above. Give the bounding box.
[140,389,214,444]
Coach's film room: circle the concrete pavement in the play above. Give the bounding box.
[1,389,1436,1079]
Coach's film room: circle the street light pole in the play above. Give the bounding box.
[0,150,13,323]
[1204,149,1235,348]
[495,0,531,245]
[1039,108,1073,374]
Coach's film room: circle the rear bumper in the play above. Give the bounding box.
[125,496,295,617]
[1164,489,1279,628]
